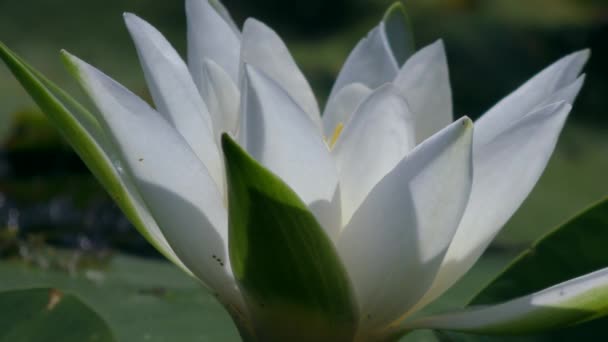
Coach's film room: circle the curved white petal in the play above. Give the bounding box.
[406,267,608,334]
[61,51,188,273]
[186,0,241,86]
[208,0,240,35]
[322,82,372,138]
[332,84,415,225]
[124,14,224,192]
[538,75,585,114]
[239,64,340,238]
[394,40,453,143]
[336,118,473,332]
[475,50,589,147]
[200,58,240,141]
[328,23,399,102]
[68,55,243,308]
[240,19,321,129]
[416,101,573,312]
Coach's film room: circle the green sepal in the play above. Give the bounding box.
[221,134,358,342]
[0,288,116,341]
[383,2,415,65]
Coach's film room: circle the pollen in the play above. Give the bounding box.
[328,122,344,149]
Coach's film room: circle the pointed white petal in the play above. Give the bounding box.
[68,55,242,307]
[407,267,608,334]
[322,82,372,138]
[415,102,573,312]
[332,84,415,224]
[394,40,453,143]
[537,75,585,113]
[186,0,241,85]
[241,19,321,128]
[328,23,399,102]
[124,14,224,191]
[336,118,473,331]
[475,50,589,147]
[200,58,240,140]
[61,52,189,274]
[208,0,240,35]
[240,64,340,237]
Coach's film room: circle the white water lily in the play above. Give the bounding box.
[2,0,605,341]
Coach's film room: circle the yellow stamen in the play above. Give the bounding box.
[329,122,344,149]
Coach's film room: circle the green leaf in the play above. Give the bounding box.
[472,197,608,305]
[426,197,608,340]
[383,2,415,65]
[0,254,240,341]
[0,42,184,270]
[0,288,116,342]
[221,134,358,341]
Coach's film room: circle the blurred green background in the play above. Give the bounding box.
[0,0,607,339]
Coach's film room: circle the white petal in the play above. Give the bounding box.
[406,267,608,334]
[240,19,321,129]
[240,64,340,237]
[394,40,453,143]
[475,50,589,147]
[336,118,473,331]
[207,0,240,35]
[200,58,240,140]
[68,55,242,307]
[124,14,224,192]
[416,102,573,312]
[61,52,188,273]
[332,84,415,225]
[186,0,241,85]
[322,82,372,138]
[328,23,399,102]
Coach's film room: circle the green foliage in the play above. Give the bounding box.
[222,135,358,341]
[434,197,608,340]
[0,254,240,341]
[0,288,115,342]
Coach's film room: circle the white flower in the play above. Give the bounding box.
[46,0,597,340]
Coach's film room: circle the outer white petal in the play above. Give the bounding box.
[322,82,372,138]
[239,64,341,238]
[406,268,608,334]
[415,102,573,312]
[124,14,224,192]
[200,58,240,140]
[62,52,187,273]
[68,55,243,308]
[394,40,453,143]
[186,0,241,85]
[328,23,399,102]
[336,118,473,333]
[241,19,321,129]
[475,50,589,147]
[332,84,415,225]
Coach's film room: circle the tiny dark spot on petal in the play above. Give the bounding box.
[138,158,144,162]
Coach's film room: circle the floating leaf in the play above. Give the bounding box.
[0,288,115,342]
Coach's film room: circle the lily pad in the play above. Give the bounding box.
[0,254,240,341]
[434,197,608,340]
[0,287,115,342]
